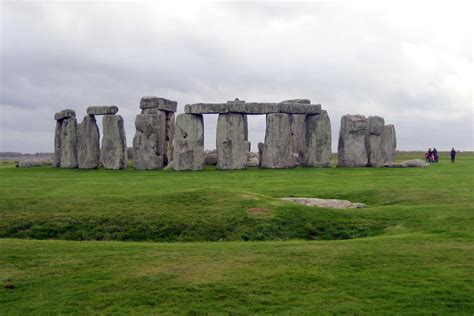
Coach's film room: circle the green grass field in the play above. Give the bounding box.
[1,152,473,314]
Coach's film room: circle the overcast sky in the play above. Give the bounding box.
[1,0,472,153]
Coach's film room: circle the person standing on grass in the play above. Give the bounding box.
[433,148,439,163]
[425,149,430,163]
[450,148,456,163]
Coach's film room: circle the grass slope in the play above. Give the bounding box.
[1,152,473,314]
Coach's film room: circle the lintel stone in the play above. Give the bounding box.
[140,96,177,112]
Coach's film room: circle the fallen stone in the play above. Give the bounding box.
[173,114,204,171]
[54,109,76,121]
[204,153,217,165]
[381,124,397,164]
[261,113,295,168]
[78,115,100,169]
[280,197,366,209]
[17,160,52,168]
[140,96,177,112]
[302,110,331,167]
[133,113,166,170]
[246,157,260,167]
[60,117,78,168]
[101,115,127,170]
[337,114,368,167]
[216,113,247,170]
[86,106,119,116]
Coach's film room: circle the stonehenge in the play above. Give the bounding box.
[53,97,397,171]
[101,115,127,170]
[78,115,100,169]
[216,113,247,170]
[173,114,204,171]
[53,109,78,168]
[338,114,396,167]
[133,97,177,170]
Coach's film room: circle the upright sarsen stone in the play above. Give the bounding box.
[101,115,127,170]
[290,114,306,159]
[53,121,62,167]
[59,117,78,168]
[302,110,331,167]
[216,113,247,170]
[173,114,204,171]
[133,113,166,170]
[366,116,385,167]
[164,112,175,166]
[78,115,100,169]
[337,114,368,167]
[381,124,397,164]
[261,113,295,168]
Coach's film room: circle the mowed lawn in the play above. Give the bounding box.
[0,152,473,314]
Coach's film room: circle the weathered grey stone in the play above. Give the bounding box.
[216,113,247,170]
[366,116,385,167]
[86,106,119,116]
[173,114,204,171]
[59,117,78,168]
[337,114,368,167]
[279,103,321,114]
[78,115,100,169]
[164,112,175,166]
[290,114,306,159]
[17,160,52,168]
[246,157,259,167]
[243,114,248,141]
[54,109,75,121]
[302,111,331,167]
[185,103,229,114]
[228,102,280,114]
[258,142,264,167]
[133,113,166,170]
[261,113,295,168]
[385,159,429,168]
[53,121,62,167]
[282,99,311,104]
[204,153,217,165]
[140,96,177,112]
[244,141,251,152]
[381,124,397,164]
[280,197,366,209]
[101,115,127,170]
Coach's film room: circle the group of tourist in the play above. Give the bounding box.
[425,148,457,163]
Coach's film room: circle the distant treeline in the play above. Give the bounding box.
[0,152,53,157]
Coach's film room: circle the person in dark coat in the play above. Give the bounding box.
[433,148,439,163]
[450,148,456,163]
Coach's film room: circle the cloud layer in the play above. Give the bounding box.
[1,1,472,153]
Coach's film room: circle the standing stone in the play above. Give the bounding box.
[258,142,264,167]
[366,116,385,167]
[59,117,78,168]
[337,114,368,167]
[164,112,175,166]
[173,114,204,171]
[53,121,62,167]
[243,114,248,141]
[290,114,307,160]
[216,113,247,170]
[381,124,397,164]
[133,113,166,170]
[302,110,332,167]
[261,113,295,168]
[78,115,100,169]
[101,115,127,170]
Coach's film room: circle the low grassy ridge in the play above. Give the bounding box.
[1,152,473,314]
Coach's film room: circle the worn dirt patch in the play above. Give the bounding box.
[247,207,269,215]
[280,198,366,209]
